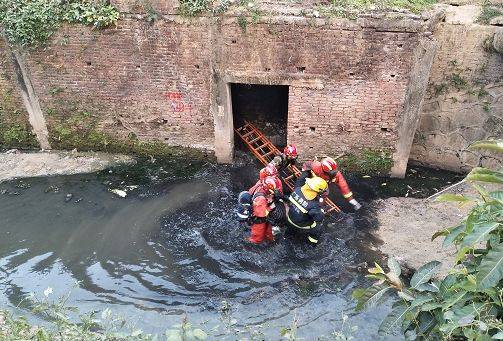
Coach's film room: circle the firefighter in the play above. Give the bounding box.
[300,157,362,211]
[247,176,283,244]
[286,176,328,245]
[247,164,281,195]
[259,164,279,181]
[269,144,298,171]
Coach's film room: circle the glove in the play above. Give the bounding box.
[272,226,281,236]
[349,199,362,211]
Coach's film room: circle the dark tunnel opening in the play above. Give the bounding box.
[231,83,289,150]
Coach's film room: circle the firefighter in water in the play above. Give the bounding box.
[237,176,283,244]
[300,156,362,211]
[286,176,328,245]
[269,144,298,171]
[247,164,281,195]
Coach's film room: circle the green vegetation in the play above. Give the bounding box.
[0,287,359,340]
[477,2,503,25]
[317,0,436,19]
[0,0,119,47]
[48,110,210,162]
[428,59,493,115]
[0,88,38,149]
[450,73,468,91]
[178,0,211,16]
[237,14,248,32]
[354,140,503,339]
[339,149,393,175]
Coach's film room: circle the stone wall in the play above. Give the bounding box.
[0,2,436,176]
[410,5,503,172]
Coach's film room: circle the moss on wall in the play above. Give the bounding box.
[338,149,393,175]
[0,88,39,149]
[47,110,214,162]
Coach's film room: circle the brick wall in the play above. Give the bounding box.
[23,19,214,150]
[218,19,418,161]
[1,8,429,170]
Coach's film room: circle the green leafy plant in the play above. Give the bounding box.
[237,14,248,32]
[450,73,468,91]
[339,149,393,175]
[483,101,492,112]
[477,2,503,25]
[0,0,119,47]
[177,0,211,16]
[0,0,63,47]
[316,0,436,20]
[1,286,209,340]
[63,1,120,29]
[353,139,503,339]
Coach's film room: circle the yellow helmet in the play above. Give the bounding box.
[305,176,328,193]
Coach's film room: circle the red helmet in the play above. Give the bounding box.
[284,144,298,159]
[262,176,279,193]
[259,164,278,180]
[321,157,338,177]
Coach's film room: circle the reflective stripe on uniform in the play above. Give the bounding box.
[286,213,317,230]
[289,196,308,214]
[287,214,311,229]
[343,191,353,199]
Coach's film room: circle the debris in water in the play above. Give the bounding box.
[381,182,387,186]
[110,189,127,197]
[65,193,73,202]
[15,181,31,189]
[44,185,60,193]
[362,175,371,178]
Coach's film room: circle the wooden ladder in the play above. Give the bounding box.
[235,121,341,214]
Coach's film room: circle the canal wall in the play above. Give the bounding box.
[410,4,503,172]
[0,1,501,175]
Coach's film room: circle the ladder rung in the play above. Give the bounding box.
[236,121,341,214]
[242,131,255,138]
[249,136,262,144]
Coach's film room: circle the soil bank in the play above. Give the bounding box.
[373,182,477,275]
[0,150,133,183]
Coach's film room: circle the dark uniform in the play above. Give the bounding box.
[286,186,325,244]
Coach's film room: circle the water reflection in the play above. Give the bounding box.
[0,161,393,338]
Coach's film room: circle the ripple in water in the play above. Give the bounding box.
[0,161,395,339]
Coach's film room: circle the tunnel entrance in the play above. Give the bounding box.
[231,83,289,150]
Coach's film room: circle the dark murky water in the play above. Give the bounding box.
[0,156,459,339]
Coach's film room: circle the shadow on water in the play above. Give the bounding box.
[0,155,459,338]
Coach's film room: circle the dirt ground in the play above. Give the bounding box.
[373,182,477,275]
[0,150,133,183]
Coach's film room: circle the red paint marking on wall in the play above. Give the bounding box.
[165,91,183,100]
[165,91,192,112]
